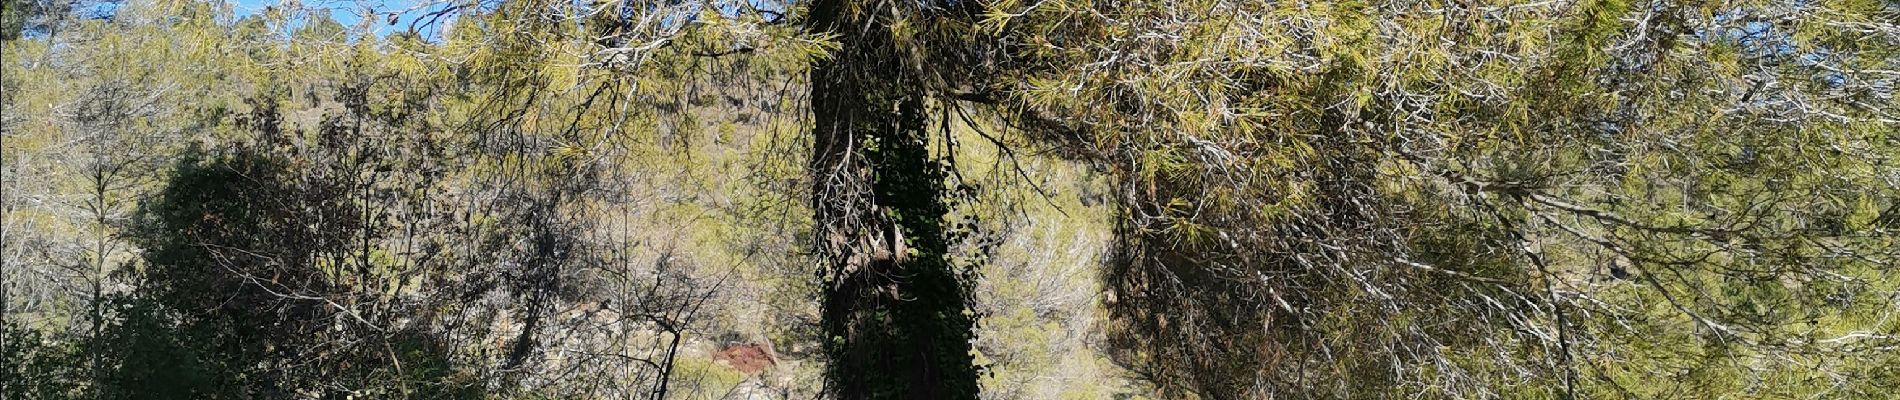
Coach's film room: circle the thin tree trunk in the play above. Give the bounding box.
[88,136,110,399]
[0,71,10,400]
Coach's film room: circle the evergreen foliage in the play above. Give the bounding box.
[1,1,1896,399]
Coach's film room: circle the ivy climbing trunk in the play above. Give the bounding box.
[806,1,980,399]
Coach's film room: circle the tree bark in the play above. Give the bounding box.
[806,1,980,398]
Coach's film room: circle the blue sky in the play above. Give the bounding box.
[230,0,450,37]
[219,0,788,39]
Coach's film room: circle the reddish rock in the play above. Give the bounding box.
[713,342,777,375]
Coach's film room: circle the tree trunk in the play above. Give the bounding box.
[806,1,980,398]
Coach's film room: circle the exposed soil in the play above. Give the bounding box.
[714,343,776,375]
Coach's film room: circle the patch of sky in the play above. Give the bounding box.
[219,0,788,42]
[229,0,464,40]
